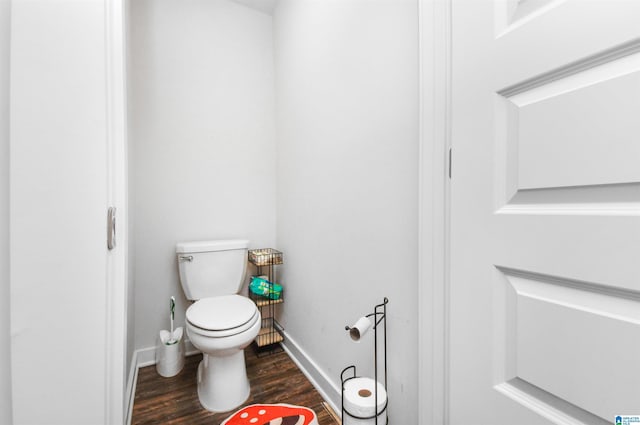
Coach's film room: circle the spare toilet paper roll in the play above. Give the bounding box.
[343,377,387,425]
[349,316,373,342]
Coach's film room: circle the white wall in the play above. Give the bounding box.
[0,0,11,423]
[274,0,419,422]
[130,0,277,351]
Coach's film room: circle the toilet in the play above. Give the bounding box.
[176,239,261,412]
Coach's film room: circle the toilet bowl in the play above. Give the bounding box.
[186,294,261,412]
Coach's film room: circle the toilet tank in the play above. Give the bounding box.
[176,239,249,301]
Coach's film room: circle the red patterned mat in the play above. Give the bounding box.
[221,404,319,425]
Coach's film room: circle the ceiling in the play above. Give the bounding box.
[229,0,277,15]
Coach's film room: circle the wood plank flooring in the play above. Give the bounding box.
[132,348,339,425]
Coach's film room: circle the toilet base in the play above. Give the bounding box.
[196,350,250,412]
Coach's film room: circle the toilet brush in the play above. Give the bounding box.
[167,296,177,345]
[156,295,184,377]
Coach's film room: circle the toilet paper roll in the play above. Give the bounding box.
[349,316,373,342]
[343,377,387,425]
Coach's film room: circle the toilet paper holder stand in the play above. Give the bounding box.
[341,297,389,425]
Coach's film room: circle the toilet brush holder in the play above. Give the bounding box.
[156,327,185,378]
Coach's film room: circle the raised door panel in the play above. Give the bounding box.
[495,270,640,422]
[516,69,640,190]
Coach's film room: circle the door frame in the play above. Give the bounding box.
[105,0,128,423]
[102,0,453,422]
[418,0,451,424]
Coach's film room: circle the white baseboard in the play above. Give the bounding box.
[124,349,139,425]
[124,339,200,425]
[280,330,341,415]
[134,339,200,368]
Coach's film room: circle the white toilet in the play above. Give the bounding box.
[176,239,261,412]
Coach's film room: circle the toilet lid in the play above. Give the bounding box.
[186,295,258,331]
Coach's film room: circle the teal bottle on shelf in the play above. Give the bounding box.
[249,276,282,300]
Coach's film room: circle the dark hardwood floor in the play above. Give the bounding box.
[132,347,340,425]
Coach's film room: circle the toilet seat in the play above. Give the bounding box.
[187,295,260,338]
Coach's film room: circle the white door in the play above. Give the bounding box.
[450,1,640,424]
[10,1,126,423]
